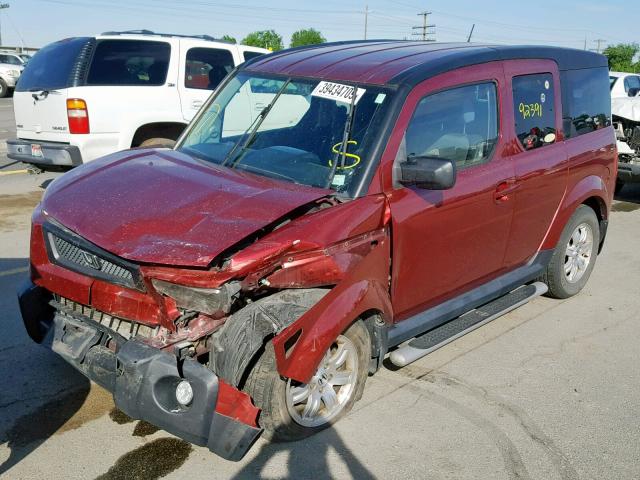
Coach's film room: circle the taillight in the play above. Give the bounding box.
[66,98,89,134]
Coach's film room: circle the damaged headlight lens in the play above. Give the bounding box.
[151,279,240,315]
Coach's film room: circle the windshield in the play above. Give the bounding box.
[177,72,393,196]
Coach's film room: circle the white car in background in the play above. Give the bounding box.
[0,63,22,98]
[7,30,268,167]
[610,71,640,98]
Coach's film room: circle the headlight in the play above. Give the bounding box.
[152,279,240,315]
[8,70,20,77]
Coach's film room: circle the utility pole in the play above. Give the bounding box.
[0,4,9,47]
[364,4,369,40]
[592,38,606,54]
[467,24,475,43]
[412,11,436,42]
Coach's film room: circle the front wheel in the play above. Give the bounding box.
[540,205,600,299]
[244,320,370,442]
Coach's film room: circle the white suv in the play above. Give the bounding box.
[8,31,268,167]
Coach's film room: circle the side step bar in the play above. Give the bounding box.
[389,282,548,367]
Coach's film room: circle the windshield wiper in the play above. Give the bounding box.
[326,84,358,189]
[222,79,292,167]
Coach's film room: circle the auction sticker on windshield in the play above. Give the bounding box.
[311,81,366,105]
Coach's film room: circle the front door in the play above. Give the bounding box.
[386,63,516,319]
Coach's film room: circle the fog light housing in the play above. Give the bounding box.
[175,380,193,406]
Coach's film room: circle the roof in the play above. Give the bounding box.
[610,71,638,78]
[244,40,608,86]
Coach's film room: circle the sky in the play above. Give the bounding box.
[1,0,636,51]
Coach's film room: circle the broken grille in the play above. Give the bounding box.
[54,296,159,341]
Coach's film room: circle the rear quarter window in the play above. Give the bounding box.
[16,37,92,92]
[512,73,556,150]
[561,67,611,138]
[87,40,170,86]
[243,50,265,62]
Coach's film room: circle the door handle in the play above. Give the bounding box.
[494,181,520,202]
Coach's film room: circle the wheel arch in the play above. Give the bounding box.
[542,175,610,252]
[130,121,188,147]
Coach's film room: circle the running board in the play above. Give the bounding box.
[389,282,548,367]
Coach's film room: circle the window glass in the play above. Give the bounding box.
[16,37,92,92]
[185,47,235,90]
[513,73,556,150]
[624,75,640,96]
[87,40,170,86]
[561,67,611,138]
[243,50,265,62]
[405,82,498,170]
[5,55,21,65]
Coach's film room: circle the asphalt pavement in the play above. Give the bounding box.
[1,97,640,479]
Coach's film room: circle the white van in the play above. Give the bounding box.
[8,31,268,167]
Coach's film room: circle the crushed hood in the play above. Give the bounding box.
[42,149,330,267]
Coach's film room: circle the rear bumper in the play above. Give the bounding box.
[618,160,640,183]
[17,281,262,461]
[7,138,83,166]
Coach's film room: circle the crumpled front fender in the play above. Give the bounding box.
[271,232,392,384]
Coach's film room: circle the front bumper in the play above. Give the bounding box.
[7,138,83,166]
[618,160,640,184]
[18,281,262,461]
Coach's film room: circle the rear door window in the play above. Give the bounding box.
[185,47,234,90]
[405,82,498,170]
[512,73,556,150]
[87,40,170,86]
[16,37,92,91]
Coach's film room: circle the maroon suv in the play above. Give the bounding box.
[19,41,616,460]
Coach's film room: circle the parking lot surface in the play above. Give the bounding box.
[1,98,640,479]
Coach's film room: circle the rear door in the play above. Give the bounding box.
[502,60,568,268]
[178,42,238,121]
[13,37,92,142]
[387,62,516,319]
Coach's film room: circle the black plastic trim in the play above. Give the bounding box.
[42,219,146,291]
[388,250,553,347]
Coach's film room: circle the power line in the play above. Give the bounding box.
[591,38,606,53]
[412,11,435,41]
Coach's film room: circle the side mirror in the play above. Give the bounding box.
[398,155,456,190]
[628,87,640,97]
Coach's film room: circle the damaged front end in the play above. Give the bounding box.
[612,98,640,186]
[19,192,392,460]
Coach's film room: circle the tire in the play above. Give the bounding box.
[0,79,8,99]
[244,320,370,442]
[540,205,600,299]
[139,137,175,148]
[615,181,625,195]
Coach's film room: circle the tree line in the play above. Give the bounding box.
[221,28,325,51]
[603,43,640,73]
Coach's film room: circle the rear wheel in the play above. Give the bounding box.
[540,205,600,299]
[139,137,175,148]
[244,320,370,442]
[0,79,8,99]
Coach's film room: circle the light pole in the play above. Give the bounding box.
[0,4,9,47]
